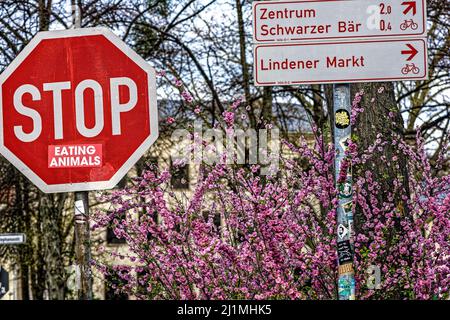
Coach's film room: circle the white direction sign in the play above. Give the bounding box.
[0,233,26,245]
[254,38,427,86]
[253,0,426,42]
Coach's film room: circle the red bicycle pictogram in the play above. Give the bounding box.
[400,19,418,31]
[401,63,420,75]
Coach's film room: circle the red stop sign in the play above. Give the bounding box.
[0,28,158,193]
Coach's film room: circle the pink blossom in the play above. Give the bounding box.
[92,91,450,301]
[166,117,175,124]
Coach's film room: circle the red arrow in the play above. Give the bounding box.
[402,1,417,15]
[401,44,418,61]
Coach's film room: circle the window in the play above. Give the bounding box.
[138,210,158,241]
[106,225,126,244]
[235,229,245,244]
[144,156,159,174]
[106,213,126,245]
[199,163,212,179]
[104,269,129,300]
[136,268,150,297]
[170,160,189,189]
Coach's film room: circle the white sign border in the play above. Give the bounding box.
[0,28,159,193]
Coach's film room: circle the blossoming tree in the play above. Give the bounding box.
[92,84,449,300]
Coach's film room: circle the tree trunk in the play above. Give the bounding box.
[350,82,410,299]
[235,0,250,105]
[38,0,52,32]
[17,176,31,300]
[32,206,46,300]
[350,82,409,228]
[41,194,67,300]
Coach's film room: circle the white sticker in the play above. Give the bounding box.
[338,224,349,239]
[75,200,85,216]
[74,264,81,290]
[339,135,351,151]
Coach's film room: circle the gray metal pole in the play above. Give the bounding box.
[333,84,355,300]
[74,191,93,300]
[71,3,92,300]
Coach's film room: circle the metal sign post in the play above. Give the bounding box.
[333,84,355,300]
[74,191,93,300]
[71,8,93,301]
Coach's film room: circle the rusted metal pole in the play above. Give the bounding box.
[74,191,93,300]
[72,3,92,300]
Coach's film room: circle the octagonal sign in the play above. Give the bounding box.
[0,28,158,193]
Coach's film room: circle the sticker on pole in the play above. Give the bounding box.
[338,240,353,265]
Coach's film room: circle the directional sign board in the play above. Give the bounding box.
[254,38,427,85]
[0,233,26,245]
[253,0,426,42]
